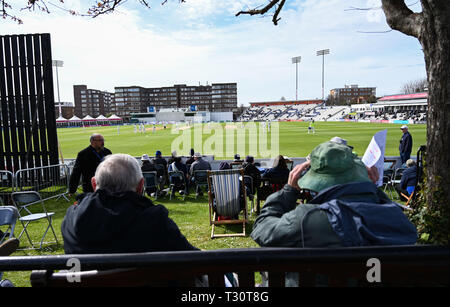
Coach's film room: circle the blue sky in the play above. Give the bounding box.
[2,0,426,106]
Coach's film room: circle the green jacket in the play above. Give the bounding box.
[251,184,343,248]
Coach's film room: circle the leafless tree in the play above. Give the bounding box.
[401,78,428,94]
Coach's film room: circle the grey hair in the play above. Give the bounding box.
[406,159,416,167]
[90,133,102,142]
[94,153,143,193]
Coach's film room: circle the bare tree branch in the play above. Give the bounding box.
[381,0,423,38]
[272,0,285,25]
[236,0,286,25]
[357,29,393,34]
[346,0,420,11]
[1,0,185,23]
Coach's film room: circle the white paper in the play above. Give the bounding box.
[362,129,387,187]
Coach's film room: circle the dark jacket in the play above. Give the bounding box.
[399,131,413,160]
[189,158,211,176]
[152,156,167,168]
[400,165,417,189]
[61,189,198,254]
[251,182,417,287]
[262,166,289,181]
[251,182,417,248]
[69,146,112,194]
[242,162,261,191]
[141,160,157,173]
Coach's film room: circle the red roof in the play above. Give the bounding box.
[378,92,427,101]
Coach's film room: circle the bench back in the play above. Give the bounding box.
[1,245,449,287]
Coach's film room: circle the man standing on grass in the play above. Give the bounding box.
[399,125,413,165]
[68,133,112,196]
[307,119,315,134]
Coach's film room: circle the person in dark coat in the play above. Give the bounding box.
[167,151,178,165]
[141,154,157,172]
[168,156,189,195]
[68,134,112,195]
[152,150,167,168]
[399,125,413,164]
[242,155,261,193]
[185,148,196,166]
[140,154,158,196]
[61,153,198,254]
[395,159,418,201]
[262,155,290,181]
[152,150,168,188]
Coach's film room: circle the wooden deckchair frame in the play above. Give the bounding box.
[207,169,247,239]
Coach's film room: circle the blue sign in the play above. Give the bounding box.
[148,106,155,113]
[190,105,197,111]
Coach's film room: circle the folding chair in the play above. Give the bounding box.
[207,169,247,239]
[142,171,159,200]
[154,164,167,190]
[386,168,406,199]
[401,190,414,207]
[168,171,187,200]
[193,170,209,199]
[382,168,394,191]
[11,191,58,249]
[0,206,18,244]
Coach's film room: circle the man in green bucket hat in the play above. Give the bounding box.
[251,141,417,253]
[251,141,417,285]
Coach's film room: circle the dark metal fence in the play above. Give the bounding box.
[0,33,58,173]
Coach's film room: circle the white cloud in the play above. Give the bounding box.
[0,0,426,106]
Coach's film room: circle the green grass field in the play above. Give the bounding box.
[57,121,427,159]
[2,121,426,286]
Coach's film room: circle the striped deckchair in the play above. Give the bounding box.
[207,169,247,239]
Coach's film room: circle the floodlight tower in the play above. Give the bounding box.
[316,49,330,101]
[291,56,301,101]
[52,60,64,117]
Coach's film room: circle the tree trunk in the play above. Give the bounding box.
[419,1,450,208]
[382,0,450,209]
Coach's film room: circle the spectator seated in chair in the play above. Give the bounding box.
[395,159,417,201]
[242,155,261,199]
[251,141,418,286]
[141,154,157,172]
[261,155,290,191]
[168,156,189,196]
[233,154,244,163]
[61,153,198,254]
[188,152,212,196]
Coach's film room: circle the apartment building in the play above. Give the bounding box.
[145,83,237,112]
[73,82,238,120]
[112,86,146,117]
[73,85,114,118]
[330,85,376,104]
